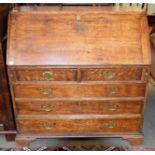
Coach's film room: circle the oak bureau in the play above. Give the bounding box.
[7,6,151,146]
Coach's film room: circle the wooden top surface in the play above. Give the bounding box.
[7,6,151,66]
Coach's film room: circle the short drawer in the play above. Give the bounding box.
[16,100,143,115]
[14,82,146,98]
[81,68,142,81]
[16,69,77,81]
[17,118,141,134]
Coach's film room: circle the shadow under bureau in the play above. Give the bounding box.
[7,6,151,146]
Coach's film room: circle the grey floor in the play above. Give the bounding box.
[0,84,155,148]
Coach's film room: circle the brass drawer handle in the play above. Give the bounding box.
[106,104,119,111]
[42,71,54,80]
[107,87,118,95]
[105,122,116,129]
[102,71,116,80]
[43,122,55,129]
[40,88,52,95]
[42,105,53,112]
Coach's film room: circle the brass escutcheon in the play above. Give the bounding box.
[106,104,119,111]
[107,87,118,95]
[40,88,52,95]
[42,105,53,112]
[42,71,54,80]
[102,71,116,80]
[43,122,55,129]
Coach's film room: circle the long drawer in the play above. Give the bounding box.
[16,99,143,115]
[14,82,146,98]
[15,68,143,81]
[17,118,141,134]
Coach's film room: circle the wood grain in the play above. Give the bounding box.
[13,82,146,98]
[15,99,143,115]
[15,68,143,81]
[81,68,142,81]
[16,69,77,81]
[7,6,151,66]
[17,118,141,133]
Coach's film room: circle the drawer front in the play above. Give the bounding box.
[15,68,143,82]
[16,69,77,81]
[17,118,141,133]
[14,83,146,98]
[81,68,142,81]
[16,100,143,115]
